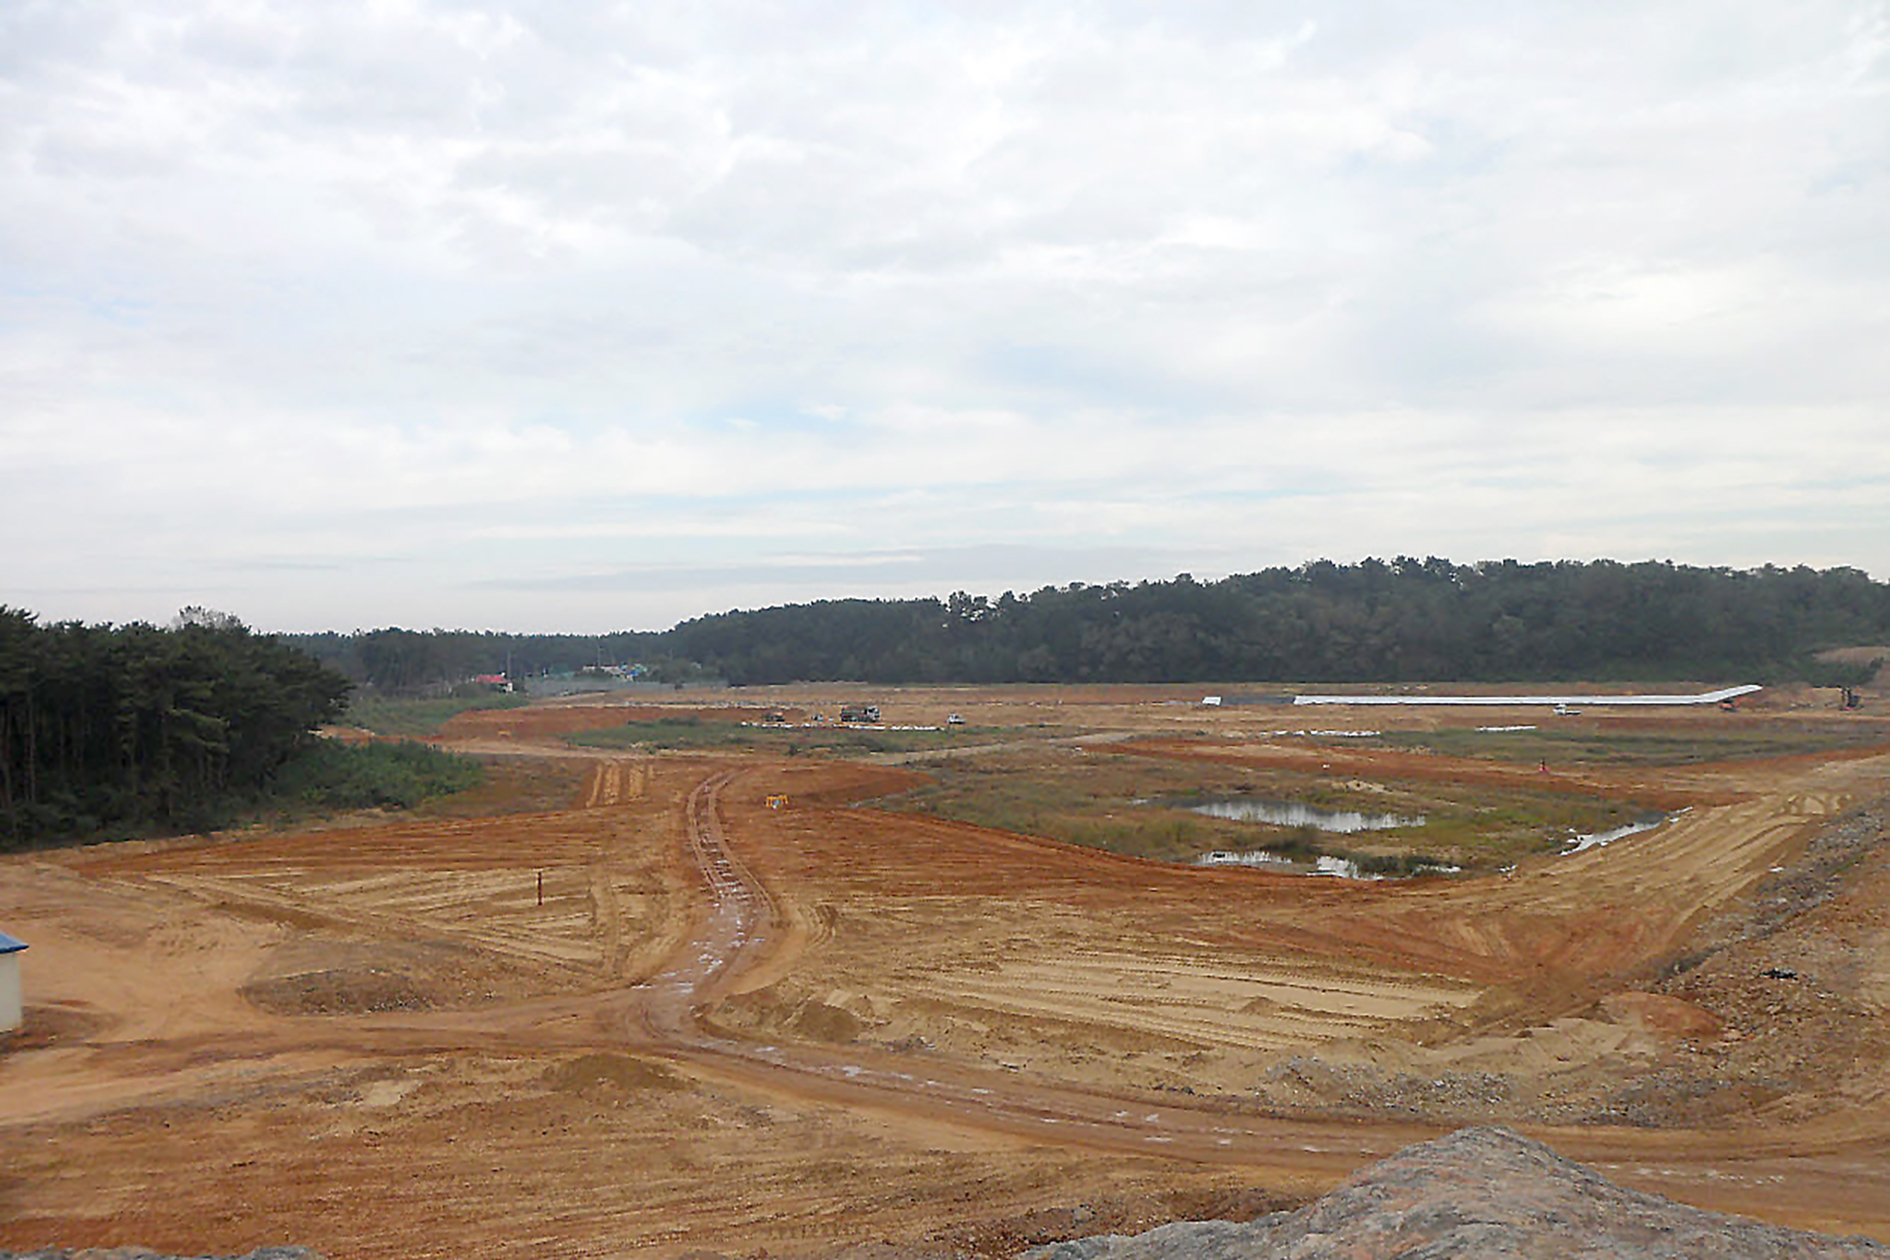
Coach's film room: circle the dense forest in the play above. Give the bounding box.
[288,558,1890,690]
[286,627,668,690]
[0,607,351,845]
[665,559,1890,685]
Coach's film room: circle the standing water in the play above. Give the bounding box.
[1561,814,1672,854]
[1184,798,1425,832]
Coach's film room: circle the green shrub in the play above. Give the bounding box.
[344,693,529,738]
[272,740,485,810]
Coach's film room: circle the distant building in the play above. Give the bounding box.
[0,930,26,1033]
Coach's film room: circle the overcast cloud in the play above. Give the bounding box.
[4,1,1887,631]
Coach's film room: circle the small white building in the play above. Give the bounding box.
[0,930,26,1033]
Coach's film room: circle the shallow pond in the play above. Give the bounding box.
[1194,849,1459,880]
[1182,797,1426,832]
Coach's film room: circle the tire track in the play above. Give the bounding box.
[628,769,1432,1166]
[616,754,1890,1185]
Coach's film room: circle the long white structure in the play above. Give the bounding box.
[1293,685,1763,708]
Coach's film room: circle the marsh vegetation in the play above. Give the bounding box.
[869,741,1651,873]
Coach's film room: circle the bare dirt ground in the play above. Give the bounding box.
[5,683,1890,1257]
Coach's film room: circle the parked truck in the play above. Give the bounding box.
[839,704,881,723]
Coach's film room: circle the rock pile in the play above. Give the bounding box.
[1026,1127,1888,1260]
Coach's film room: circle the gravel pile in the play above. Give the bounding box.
[1024,1127,1889,1259]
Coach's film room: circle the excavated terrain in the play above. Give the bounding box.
[3,683,1890,1257]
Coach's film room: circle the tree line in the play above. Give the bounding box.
[288,558,1890,691]
[0,607,350,846]
[286,627,667,691]
[665,559,1890,685]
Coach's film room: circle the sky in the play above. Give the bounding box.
[3,1,1888,633]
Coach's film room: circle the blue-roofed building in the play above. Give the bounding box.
[1,929,27,1033]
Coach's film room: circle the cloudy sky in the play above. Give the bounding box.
[4,2,1887,632]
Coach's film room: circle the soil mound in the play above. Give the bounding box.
[542,1053,684,1094]
[239,968,432,1015]
[1027,1127,1889,1259]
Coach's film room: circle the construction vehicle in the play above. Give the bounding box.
[839,704,881,723]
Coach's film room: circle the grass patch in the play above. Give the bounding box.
[1403,794,1654,862]
[1054,815,1220,864]
[872,746,1650,872]
[271,740,485,810]
[1362,722,1890,767]
[343,692,530,738]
